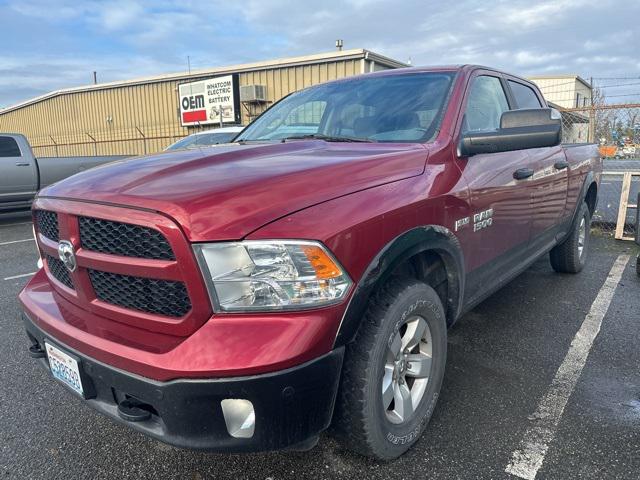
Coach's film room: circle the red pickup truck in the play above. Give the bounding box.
[20,65,601,460]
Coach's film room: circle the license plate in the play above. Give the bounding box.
[45,341,84,397]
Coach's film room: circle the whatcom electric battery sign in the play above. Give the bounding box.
[178,74,240,126]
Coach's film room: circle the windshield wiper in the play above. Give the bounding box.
[235,138,272,144]
[281,134,377,143]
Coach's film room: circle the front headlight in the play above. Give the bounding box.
[194,240,352,312]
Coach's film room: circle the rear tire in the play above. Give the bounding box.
[333,277,447,460]
[550,202,591,274]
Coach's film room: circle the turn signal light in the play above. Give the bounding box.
[301,245,341,279]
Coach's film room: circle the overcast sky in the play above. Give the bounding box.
[1,0,639,107]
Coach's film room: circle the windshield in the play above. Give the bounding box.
[166,131,239,150]
[236,72,455,143]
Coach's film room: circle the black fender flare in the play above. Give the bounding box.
[334,226,465,348]
[571,171,596,225]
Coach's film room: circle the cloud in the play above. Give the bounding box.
[98,1,145,30]
[0,0,639,106]
[495,0,600,29]
[0,53,177,107]
[514,51,564,67]
[8,0,88,20]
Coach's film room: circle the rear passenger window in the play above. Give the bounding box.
[463,76,510,133]
[0,136,21,157]
[508,81,542,109]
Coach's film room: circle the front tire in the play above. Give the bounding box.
[333,278,447,460]
[550,202,591,273]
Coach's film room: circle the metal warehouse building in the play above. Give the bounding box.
[0,49,406,157]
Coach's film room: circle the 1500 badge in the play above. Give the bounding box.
[473,208,493,232]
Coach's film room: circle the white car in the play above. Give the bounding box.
[165,126,244,151]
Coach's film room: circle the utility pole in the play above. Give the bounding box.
[589,76,595,143]
[93,71,97,84]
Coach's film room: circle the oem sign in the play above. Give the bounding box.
[178,75,240,127]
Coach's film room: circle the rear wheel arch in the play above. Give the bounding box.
[334,226,465,348]
[573,171,596,219]
[584,181,598,216]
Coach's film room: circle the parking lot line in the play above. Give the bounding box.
[0,221,32,228]
[505,254,630,480]
[3,272,36,281]
[0,238,34,246]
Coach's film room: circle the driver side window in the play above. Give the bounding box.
[464,76,510,133]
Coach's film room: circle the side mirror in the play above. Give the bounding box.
[460,108,562,156]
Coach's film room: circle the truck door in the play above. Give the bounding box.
[455,73,535,300]
[505,79,569,252]
[0,135,37,203]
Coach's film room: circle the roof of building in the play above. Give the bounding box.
[527,74,592,90]
[0,49,408,115]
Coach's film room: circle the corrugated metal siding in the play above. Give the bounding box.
[0,58,368,156]
[0,78,193,156]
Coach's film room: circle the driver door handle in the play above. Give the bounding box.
[554,160,569,170]
[513,168,534,180]
[15,162,30,166]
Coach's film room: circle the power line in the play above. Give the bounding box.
[595,82,640,89]
[598,92,640,99]
[593,76,640,81]
[539,92,640,103]
[533,79,588,91]
[538,84,640,98]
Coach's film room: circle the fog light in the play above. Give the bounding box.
[220,399,255,438]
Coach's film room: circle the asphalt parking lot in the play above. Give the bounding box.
[1,212,639,480]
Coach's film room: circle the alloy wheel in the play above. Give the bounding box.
[382,315,433,424]
[578,217,586,258]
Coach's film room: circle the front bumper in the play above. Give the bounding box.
[19,269,344,380]
[23,313,344,452]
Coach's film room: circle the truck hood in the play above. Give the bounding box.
[40,141,428,240]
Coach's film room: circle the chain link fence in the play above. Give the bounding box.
[29,124,192,157]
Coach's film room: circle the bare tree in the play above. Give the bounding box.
[591,87,614,144]
[623,109,640,142]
